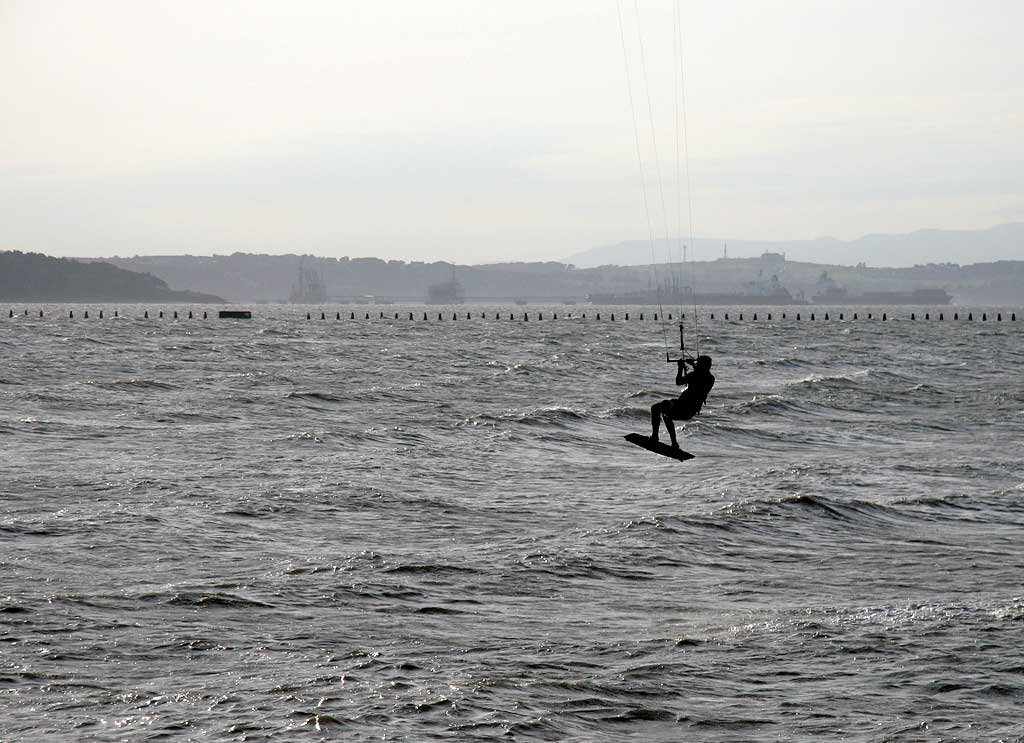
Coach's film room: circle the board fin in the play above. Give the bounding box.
[624,433,695,461]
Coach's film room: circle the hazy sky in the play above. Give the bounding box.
[3,1,1022,263]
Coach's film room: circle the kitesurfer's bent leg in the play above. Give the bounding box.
[651,400,667,441]
[650,400,679,447]
[662,410,679,448]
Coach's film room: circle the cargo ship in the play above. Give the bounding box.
[288,262,328,303]
[426,275,465,304]
[587,286,805,306]
[811,286,953,305]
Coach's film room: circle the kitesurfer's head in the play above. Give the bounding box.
[695,355,713,371]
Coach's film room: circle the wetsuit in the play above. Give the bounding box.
[671,365,715,420]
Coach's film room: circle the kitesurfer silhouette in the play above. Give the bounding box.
[650,355,714,448]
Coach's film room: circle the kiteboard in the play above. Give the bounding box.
[624,433,695,461]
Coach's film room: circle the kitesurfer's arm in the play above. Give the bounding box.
[675,359,692,386]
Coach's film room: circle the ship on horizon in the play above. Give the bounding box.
[588,272,806,305]
[811,286,953,305]
[288,261,328,304]
[426,270,465,304]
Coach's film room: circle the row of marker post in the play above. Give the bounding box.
[6,308,1019,322]
[5,309,210,319]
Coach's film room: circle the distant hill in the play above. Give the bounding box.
[564,223,1024,268]
[94,252,1024,306]
[0,251,224,302]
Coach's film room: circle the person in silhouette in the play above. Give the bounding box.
[651,355,714,448]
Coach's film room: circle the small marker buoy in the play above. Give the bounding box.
[739,313,743,321]
[351,312,356,320]
[968,312,973,321]
[596,313,601,320]
[408,312,413,320]
[145,311,149,318]
[681,313,685,320]
[583,313,587,319]
[982,313,987,321]
[366,312,371,320]
[925,313,929,320]
[423,312,428,320]
[523,312,529,322]
[203,311,207,319]
[753,313,757,320]
[39,310,43,317]
[188,311,193,319]
[99,310,104,319]
[723,313,728,320]
[173,311,177,319]
[380,311,384,319]
[611,313,616,321]
[70,310,74,318]
[782,313,786,319]
[839,312,844,320]
[824,313,829,320]
[306,312,311,320]
[954,312,959,320]
[553,313,558,320]
[997,313,1002,322]
[1012,312,1016,321]
[867,312,872,319]
[453,313,457,320]
[810,313,814,321]
[538,313,543,320]
[796,313,801,321]
[321,312,325,320]
[767,313,772,320]
[336,312,341,320]
[653,313,658,321]
[854,313,859,320]
[710,313,715,320]
[668,313,673,320]
[882,313,887,321]
[395,312,399,319]
[437,313,442,321]
[84,311,89,319]
[911,313,916,320]
[939,313,943,320]
[639,313,644,320]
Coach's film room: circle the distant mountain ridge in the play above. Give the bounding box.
[94,252,1024,306]
[0,251,224,302]
[564,223,1024,268]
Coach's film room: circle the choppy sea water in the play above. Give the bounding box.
[2,304,1023,742]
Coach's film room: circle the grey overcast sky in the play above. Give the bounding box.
[3,1,1022,263]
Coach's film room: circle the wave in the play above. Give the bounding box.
[753,356,815,368]
[458,406,590,429]
[139,589,276,609]
[383,563,480,576]
[86,379,179,391]
[286,390,346,404]
[595,405,649,421]
[723,394,828,417]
